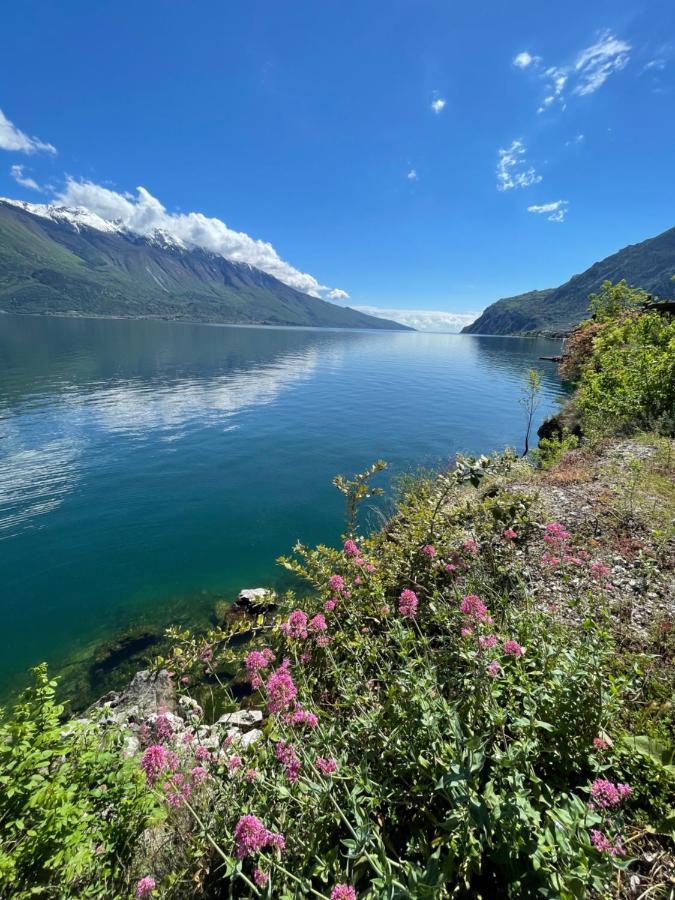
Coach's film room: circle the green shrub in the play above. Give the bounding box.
[0,665,157,898]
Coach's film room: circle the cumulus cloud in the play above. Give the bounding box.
[513,51,540,69]
[54,178,342,298]
[354,306,479,333]
[517,32,631,113]
[430,94,446,114]
[527,199,569,222]
[406,169,418,181]
[0,109,56,154]
[10,164,41,191]
[496,140,542,191]
[326,288,350,302]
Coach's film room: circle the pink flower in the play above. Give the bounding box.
[316,756,338,775]
[141,745,175,786]
[590,779,631,809]
[590,561,611,580]
[463,539,479,556]
[544,522,571,545]
[502,528,518,540]
[275,741,301,782]
[354,575,362,585]
[503,639,524,657]
[593,736,609,751]
[244,768,258,782]
[190,765,208,785]
[162,772,191,806]
[590,829,624,856]
[329,575,345,593]
[461,626,473,638]
[365,563,376,573]
[324,598,337,611]
[380,605,390,615]
[281,609,309,640]
[253,869,269,887]
[228,755,243,771]
[487,660,501,677]
[479,634,497,650]
[343,539,359,557]
[265,667,298,713]
[154,712,174,744]
[245,649,275,688]
[541,551,561,568]
[422,544,436,558]
[331,886,357,900]
[300,651,312,664]
[233,815,285,858]
[444,563,457,574]
[194,744,210,762]
[136,876,157,898]
[398,589,419,618]
[288,708,319,729]
[309,614,327,633]
[315,634,330,648]
[460,594,491,623]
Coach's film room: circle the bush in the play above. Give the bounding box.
[0,665,157,898]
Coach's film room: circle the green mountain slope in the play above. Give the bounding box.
[0,202,409,331]
[462,225,675,335]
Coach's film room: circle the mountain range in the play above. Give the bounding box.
[0,199,408,331]
[462,225,675,335]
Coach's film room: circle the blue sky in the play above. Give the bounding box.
[1,0,674,329]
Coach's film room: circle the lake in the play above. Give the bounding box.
[0,314,566,695]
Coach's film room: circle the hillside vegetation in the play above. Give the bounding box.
[0,284,673,899]
[0,202,407,331]
[462,226,675,335]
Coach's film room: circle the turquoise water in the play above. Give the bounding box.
[0,314,566,691]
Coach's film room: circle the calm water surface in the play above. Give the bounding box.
[0,315,566,690]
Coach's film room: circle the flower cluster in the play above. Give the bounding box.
[331,886,357,900]
[135,876,156,898]
[265,661,298,714]
[503,639,524,658]
[460,594,492,623]
[421,544,436,558]
[275,741,301,782]
[589,779,631,809]
[245,647,275,689]
[141,744,178,786]
[398,589,419,619]
[315,756,338,775]
[233,814,285,859]
[590,829,624,857]
[281,610,309,640]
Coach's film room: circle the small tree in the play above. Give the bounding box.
[520,368,542,457]
[588,279,647,322]
[333,460,387,537]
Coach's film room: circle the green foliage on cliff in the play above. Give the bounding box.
[559,281,675,437]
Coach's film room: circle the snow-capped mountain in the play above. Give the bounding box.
[0,198,409,330]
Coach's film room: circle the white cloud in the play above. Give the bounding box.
[354,306,479,333]
[406,169,418,181]
[516,32,630,112]
[54,178,342,298]
[527,199,569,222]
[573,33,631,96]
[565,133,585,146]
[430,95,446,114]
[513,51,540,69]
[10,164,41,191]
[496,140,542,191]
[0,109,56,154]
[326,288,349,302]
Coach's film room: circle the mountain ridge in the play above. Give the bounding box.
[0,200,410,331]
[462,225,675,335]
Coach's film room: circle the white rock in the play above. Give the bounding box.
[216,709,263,728]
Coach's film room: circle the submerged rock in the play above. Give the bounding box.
[234,588,277,611]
